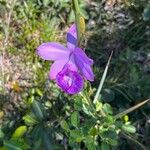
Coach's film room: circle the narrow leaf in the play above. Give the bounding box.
[115,98,150,119]
[93,51,113,103]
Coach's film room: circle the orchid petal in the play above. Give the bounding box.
[74,54,94,81]
[49,60,67,80]
[67,24,77,50]
[37,42,70,61]
[74,47,93,65]
[81,63,94,81]
[49,59,78,80]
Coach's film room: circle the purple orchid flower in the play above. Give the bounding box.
[37,24,94,94]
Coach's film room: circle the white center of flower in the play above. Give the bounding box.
[64,75,72,87]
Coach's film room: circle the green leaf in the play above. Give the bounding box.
[32,100,44,120]
[86,143,96,150]
[80,8,89,19]
[71,111,79,127]
[102,103,113,115]
[23,114,38,126]
[74,96,82,111]
[12,126,27,138]
[101,142,110,150]
[85,136,96,150]
[36,88,43,96]
[70,130,84,142]
[60,120,70,132]
[122,124,136,133]
[68,10,75,23]
[4,139,26,150]
[89,127,98,136]
[100,130,118,140]
[108,139,118,146]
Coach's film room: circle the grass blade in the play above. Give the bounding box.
[93,51,113,103]
[115,98,150,119]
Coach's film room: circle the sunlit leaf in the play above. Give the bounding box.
[122,124,136,133]
[23,114,38,126]
[12,126,27,138]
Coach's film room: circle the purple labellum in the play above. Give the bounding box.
[56,65,83,94]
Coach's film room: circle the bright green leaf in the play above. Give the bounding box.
[122,124,136,133]
[12,126,27,138]
[23,114,38,126]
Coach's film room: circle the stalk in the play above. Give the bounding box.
[72,0,81,46]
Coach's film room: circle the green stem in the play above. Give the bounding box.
[72,0,81,46]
